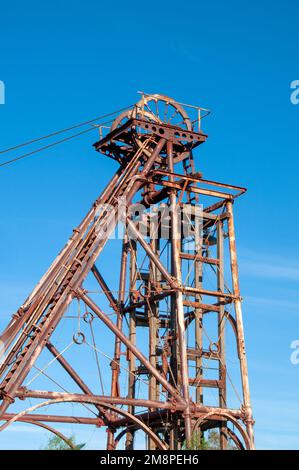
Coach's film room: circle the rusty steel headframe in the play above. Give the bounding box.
[0,93,254,450]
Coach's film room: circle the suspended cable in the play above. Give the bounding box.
[0,104,134,168]
[0,126,95,168]
[0,104,134,155]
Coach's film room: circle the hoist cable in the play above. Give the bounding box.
[0,104,134,155]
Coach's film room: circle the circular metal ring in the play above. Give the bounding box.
[83,311,94,324]
[138,283,149,299]
[73,332,85,345]
[209,342,219,354]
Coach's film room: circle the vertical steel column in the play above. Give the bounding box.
[226,201,254,449]
[169,182,180,450]
[148,237,159,450]
[217,220,227,449]
[167,140,192,446]
[194,214,203,406]
[126,239,137,450]
[169,268,180,450]
[107,234,129,450]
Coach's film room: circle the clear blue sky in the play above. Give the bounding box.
[0,0,299,450]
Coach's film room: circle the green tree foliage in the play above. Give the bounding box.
[182,431,208,450]
[183,429,238,450]
[42,434,85,450]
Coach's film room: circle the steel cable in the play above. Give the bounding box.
[0,104,134,168]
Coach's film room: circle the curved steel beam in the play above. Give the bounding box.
[9,419,77,449]
[193,411,251,450]
[0,398,167,450]
[199,419,244,450]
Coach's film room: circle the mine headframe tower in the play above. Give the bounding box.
[0,94,254,450]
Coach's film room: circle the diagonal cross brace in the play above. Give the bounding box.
[76,288,183,404]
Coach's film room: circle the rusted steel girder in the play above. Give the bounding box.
[75,288,182,402]
[15,389,185,411]
[0,93,254,450]
[0,136,165,416]
[167,140,192,443]
[1,413,103,425]
[13,389,244,422]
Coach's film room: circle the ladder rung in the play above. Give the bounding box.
[179,253,219,265]
[188,377,224,388]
